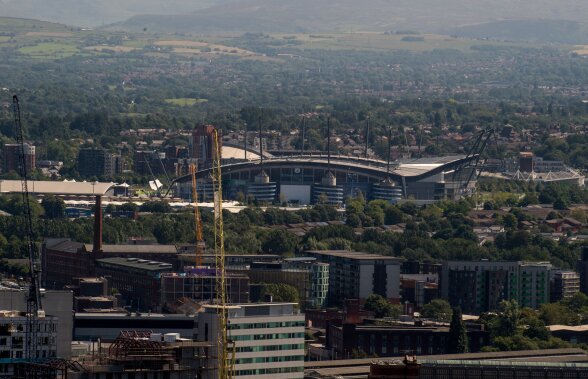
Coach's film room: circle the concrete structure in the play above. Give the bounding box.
[307,250,401,306]
[198,303,305,379]
[95,257,174,312]
[177,252,280,270]
[441,261,552,314]
[0,289,73,358]
[248,170,277,203]
[160,268,250,310]
[247,257,329,309]
[550,270,580,302]
[3,143,35,174]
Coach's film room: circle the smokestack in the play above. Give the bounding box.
[93,195,103,253]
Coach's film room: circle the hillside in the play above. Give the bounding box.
[108,0,588,38]
[0,0,229,27]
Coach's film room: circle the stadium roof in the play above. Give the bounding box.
[0,180,115,196]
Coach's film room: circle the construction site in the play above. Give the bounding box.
[5,100,240,379]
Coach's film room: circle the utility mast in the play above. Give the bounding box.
[12,95,42,361]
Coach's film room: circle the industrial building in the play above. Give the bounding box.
[440,261,552,314]
[307,250,401,306]
[198,303,305,379]
[95,257,174,312]
[327,321,489,359]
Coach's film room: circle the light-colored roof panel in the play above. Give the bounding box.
[0,180,114,196]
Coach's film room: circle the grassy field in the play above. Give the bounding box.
[165,98,208,106]
[0,16,573,64]
[18,42,79,58]
[266,32,559,52]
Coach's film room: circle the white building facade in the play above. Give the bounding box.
[198,303,305,379]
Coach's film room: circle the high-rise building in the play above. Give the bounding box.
[190,124,221,168]
[198,303,305,379]
[3,143,35,174]
[307,250,401,306]
[441,261,552,314]
[551,270,580,302]
[77,148,121,178]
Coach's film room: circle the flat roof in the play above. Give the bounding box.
[86,244,178,254]
[306,250,401,262]
[0,180,114,196]
[95,257,174,271]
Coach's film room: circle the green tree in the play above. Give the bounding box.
[258,283,299,304]
[420,299,452,322]
[261,229,299,255]
[41,195,66,219]
[364,294,401,318]
[447,307,469,354]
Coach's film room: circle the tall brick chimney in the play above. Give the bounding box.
[93,195,103,253]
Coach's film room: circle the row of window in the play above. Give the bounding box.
[235,343,304,353]
[228,321,304,330]
[234,366,304,376]
[235,355,304,364]
[232,332,304,341]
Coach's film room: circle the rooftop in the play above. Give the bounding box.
[85,244,178,254]
[0,180,115,196]
[306,250,401,262]
[95,257,174,272]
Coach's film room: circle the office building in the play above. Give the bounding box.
[198,303,305,379]
[95,257,174,312]
[550,270,580,302]
[441,261,552,314]
[307,250,401,306]
[160,268,250,310]
[3,143,35,174]
[248,257,329,309]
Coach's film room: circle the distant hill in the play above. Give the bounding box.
[107,0,588,39]
[0,0,231,27]
[451,20,588,44]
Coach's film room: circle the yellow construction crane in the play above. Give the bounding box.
[189,163,204,267]
[212,129,235,379]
